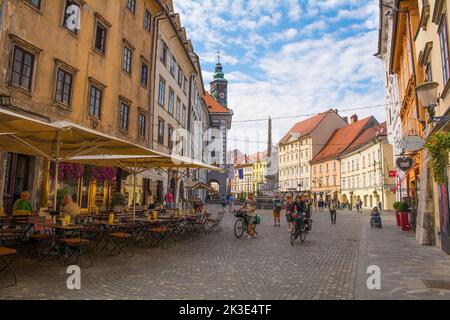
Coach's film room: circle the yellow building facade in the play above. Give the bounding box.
[0,0,200,214]
[252,159,267,195]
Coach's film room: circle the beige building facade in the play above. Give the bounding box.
[340,125,396,211]
[278,110,347,193]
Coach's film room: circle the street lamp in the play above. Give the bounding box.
[416,81,450,123]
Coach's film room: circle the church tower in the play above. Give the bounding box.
[210,53,228,107]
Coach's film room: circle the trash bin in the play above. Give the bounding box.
[399,211,411,231]
[395,212,401,226]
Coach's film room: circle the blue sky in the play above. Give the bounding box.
[174,0,384,155]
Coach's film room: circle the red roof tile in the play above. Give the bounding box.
[345,123,386,154]
[312,116,378,163]
[280,110,334,143]
[203,92,230,113]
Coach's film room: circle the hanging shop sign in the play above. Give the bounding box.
[399,136,425,152]
[389,170,397,178]
[396,157,414,172]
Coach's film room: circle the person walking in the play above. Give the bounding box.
[272,192,283,227]
[165,189,174,209]
[329,199,337,224]
[221,194,227,212]
[229,194,235,214]
[285,195,294,232]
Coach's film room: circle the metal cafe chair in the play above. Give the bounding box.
[207,211,225,233]
[59,225,94,268]
[0,246,17,288]
[27,216,53,258]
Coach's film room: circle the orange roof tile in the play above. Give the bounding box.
[280,110,334,143]
[203,92,230,113]
[312,116,378,163]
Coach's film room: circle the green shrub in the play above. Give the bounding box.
[111,192,126,208]
[393,201,409,212]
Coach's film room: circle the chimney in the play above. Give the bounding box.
[343,116,349,124]
[350,114,358,124]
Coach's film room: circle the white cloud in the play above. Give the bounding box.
[173,0,386,154]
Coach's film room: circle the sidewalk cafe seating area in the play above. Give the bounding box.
[0,206,225,287]
[0,107,224,288]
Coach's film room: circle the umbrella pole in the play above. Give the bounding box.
[53,132,61,213]
[133,166,136,221]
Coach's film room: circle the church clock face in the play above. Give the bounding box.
[219,92,225,99]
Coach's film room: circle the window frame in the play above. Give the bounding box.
[54,67,74,107]
[119,100,130,130]
[62,0,81,35]
[144,9,151,32]
[439,14,450,85]
[87,80,104,119]
[123,45,133,75]
[9,45,36,92]
[25,0,41,10]
[158,77,166,107]
[138,112,147,138]
[161,41,168,66]
[93,19,108,56]
[168,126,174,150]
[127,0,136,14]
[168,87,175,115]
[140,60,149,87]
[158,118,165,144]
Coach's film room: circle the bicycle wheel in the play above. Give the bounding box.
[290,225,297,246]
[299,224,307,242]
[234,219,245,239]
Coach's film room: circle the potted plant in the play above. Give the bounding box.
[111,192,126,213]
[394,202,410,230]
[56,188,68,210]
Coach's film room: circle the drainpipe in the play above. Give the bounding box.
[149,9,167,150]
[0,0,5,32]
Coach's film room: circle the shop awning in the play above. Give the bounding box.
[327,189,339,196]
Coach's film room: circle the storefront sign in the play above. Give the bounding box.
[396,157,414,172]
[389,170,397,178]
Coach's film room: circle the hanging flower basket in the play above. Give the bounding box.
[50,162,117,184]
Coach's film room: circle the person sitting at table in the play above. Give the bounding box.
[61,195,81,220]
[13,191,32,213]
[148,198,161,211]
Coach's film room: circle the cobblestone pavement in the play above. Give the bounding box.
[0,207,449,300]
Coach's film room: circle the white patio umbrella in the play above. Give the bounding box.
[68,154,223,218]
[0,109,164,210]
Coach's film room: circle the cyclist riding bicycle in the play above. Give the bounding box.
[290,195,309,230]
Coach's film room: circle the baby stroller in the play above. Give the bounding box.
[370,207,382,229]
